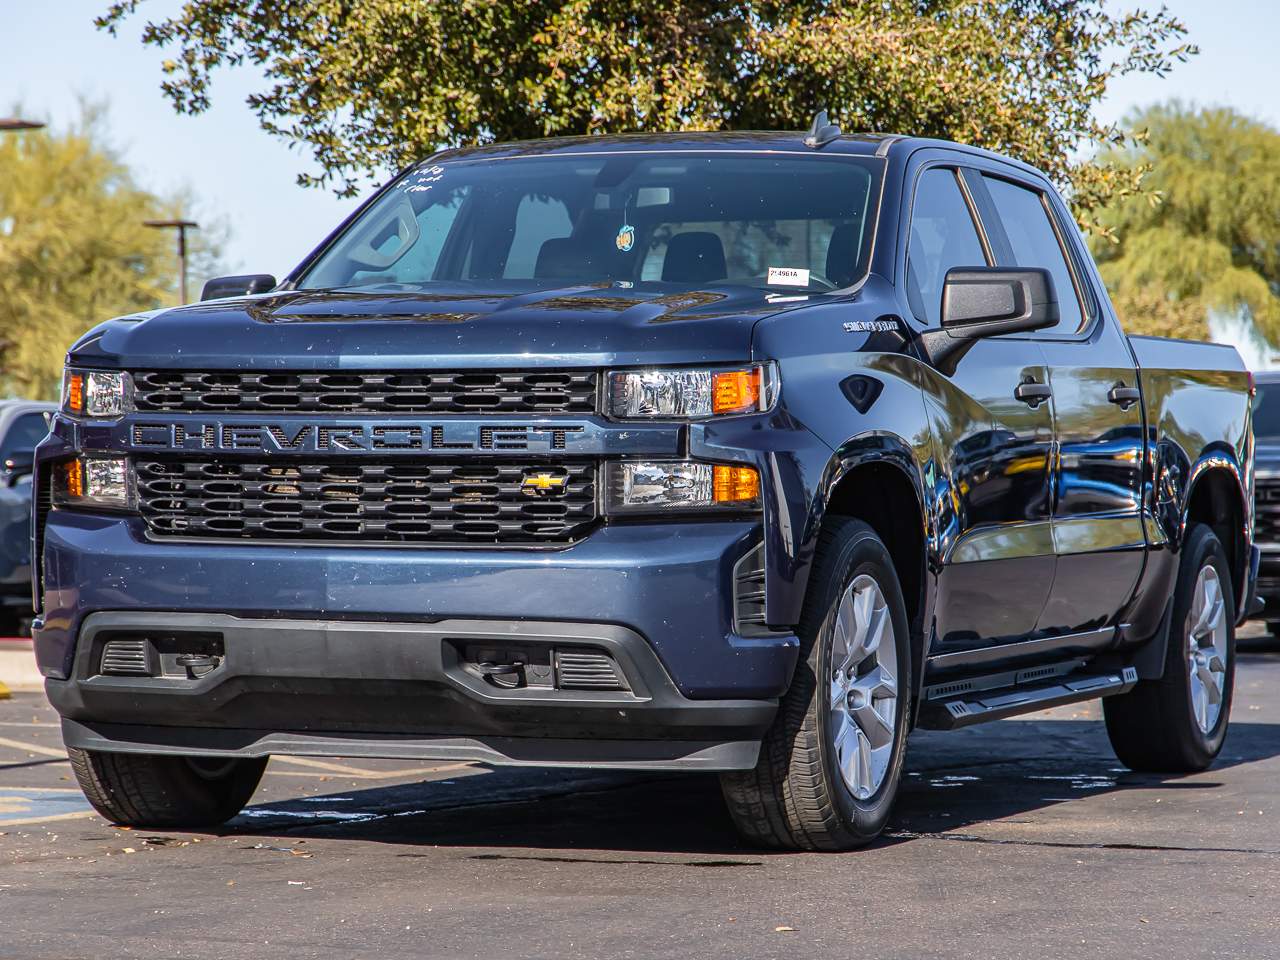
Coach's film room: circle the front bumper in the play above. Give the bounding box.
[36,510,798,697]
[50,611,777,771]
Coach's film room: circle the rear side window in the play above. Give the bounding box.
[906,168,989,326]
[982,176,1084,333]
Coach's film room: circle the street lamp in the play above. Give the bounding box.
[0,118,45,132]
[144,219,199,303]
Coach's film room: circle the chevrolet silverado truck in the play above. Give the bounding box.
[33,119,1257,850]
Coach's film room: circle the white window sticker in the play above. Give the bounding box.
[767,266,810,287]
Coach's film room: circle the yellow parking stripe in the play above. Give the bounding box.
[268,756,475,779]
[0,810,96,828]
[0,735,68,759]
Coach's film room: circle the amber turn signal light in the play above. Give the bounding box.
[60,459,85,499]
[713,465,761,504]
[712,369,763,415]
[65,373,85,414]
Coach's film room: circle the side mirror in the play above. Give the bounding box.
[2,453,34,488]
[200,274,278,301]
[940,267,1058,338]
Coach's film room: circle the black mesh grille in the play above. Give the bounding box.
[136,459,597,545]
[130,370,598,415]
[1256,478,1280,542]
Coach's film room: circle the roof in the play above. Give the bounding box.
[424,129,1046,180]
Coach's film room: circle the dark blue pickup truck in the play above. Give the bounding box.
[34,122,1256,850]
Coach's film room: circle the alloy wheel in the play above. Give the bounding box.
[828,573,899,800]
[1185,564,1228,734]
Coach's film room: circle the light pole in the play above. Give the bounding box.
[0,118,45,132]
[144,219,199,303]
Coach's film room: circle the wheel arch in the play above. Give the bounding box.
[1183,453,1249,617]
[815,435,930,704]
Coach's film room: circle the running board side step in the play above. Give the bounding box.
[917,667,1138,730]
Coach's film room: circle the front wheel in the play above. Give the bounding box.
[69,747,267,827]
[721,518,911,850]
[1104,523,1235,772]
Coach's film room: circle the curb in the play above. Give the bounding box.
[0,639,41,694]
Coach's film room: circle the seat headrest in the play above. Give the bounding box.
[826,223,860,287]
[662,231,727,283]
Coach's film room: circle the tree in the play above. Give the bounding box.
[1093,104,1280,343]
[97,0,1193,229]
[0,110,223,400]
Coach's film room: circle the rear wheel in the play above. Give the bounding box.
[720,518,911,850]
[1104,523,1235,772]
[69,747,267,827]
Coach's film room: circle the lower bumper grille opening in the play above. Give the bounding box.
[135,458,598,546]
[100,639,151,676]
[554,650,627,690]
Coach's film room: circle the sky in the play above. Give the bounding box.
[2,0,1279,284]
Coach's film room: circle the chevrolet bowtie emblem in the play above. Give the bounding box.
[521,472,568,497]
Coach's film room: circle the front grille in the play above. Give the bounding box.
[130,369,598,416]
[1256,478,1280,543]
[136,458,597,545]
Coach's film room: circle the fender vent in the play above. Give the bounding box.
[554,650,626,690]
[100,639,152,676]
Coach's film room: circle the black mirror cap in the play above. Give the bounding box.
[940,266,1058,338]
[200,274,278,301]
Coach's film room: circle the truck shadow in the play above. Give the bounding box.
[218,718,1280,856]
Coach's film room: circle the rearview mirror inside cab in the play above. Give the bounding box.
[940,267,1058,338]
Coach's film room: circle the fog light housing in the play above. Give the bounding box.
[52,457,135,511]
[605,461,761,515]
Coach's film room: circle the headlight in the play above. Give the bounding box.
[52,456,135,511]
[605,461,761,514]
[62,369,130,418]
[607,363,778,419]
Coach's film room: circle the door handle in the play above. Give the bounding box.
[1014,380,1052,408]
[1108,384,1140,410]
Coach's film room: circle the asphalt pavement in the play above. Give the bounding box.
[2,627,1278,960]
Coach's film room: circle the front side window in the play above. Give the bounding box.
[0,413,48,461]
[982,175,1085,333]
[906,168,989,325]
[301,154,882,293]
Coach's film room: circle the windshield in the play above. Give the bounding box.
[1254,380,1280,440]
[300,152,881,293]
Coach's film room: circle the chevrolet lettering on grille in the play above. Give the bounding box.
[129,422,586,454]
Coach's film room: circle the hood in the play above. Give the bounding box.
[68,282,812,371]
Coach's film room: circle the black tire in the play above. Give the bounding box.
[69,747,267,828]
[1104,523,1235,773]
[720,518,912,851]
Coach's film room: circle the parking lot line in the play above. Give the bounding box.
[0,735,68,759]
[0,809,96,828]
[267,756,475,779]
